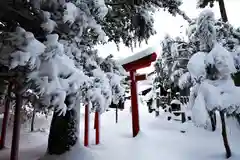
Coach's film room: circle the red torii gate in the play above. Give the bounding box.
[83,48,157,146]
[120,47,157,137]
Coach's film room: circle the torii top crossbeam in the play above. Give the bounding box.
[119,47,157,71]
[119,47,157,137]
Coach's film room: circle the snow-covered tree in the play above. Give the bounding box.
[3,27,126,156]
[184,10,240,158]
[187,18,240,53]
[186,14,240,86]
[152,35,195,98]
[0,1,125,156]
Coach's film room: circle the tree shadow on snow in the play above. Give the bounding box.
[206,152,240,160]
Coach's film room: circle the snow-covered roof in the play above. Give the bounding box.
[170,99,182,105]
[138,84,152,93]
[143,89,153,101]
[118,47,156,65]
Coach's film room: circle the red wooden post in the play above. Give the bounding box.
[136,74,147,82]
[94,112,97,129]
[10,90,22,160]
[0,82,12,149]
[84,104,89,147]
[130,71,140,137]
[95,112,100,145]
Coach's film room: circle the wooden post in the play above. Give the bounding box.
[30,95,37,132]
[0,82,12,149]
[130,70,140,137]
[156,92,160,117]
[116,105,118,123]
[10,87,22,160]
[181,112,186,123]
[95,112,100,145]
[84,104,89,147]
[94,111,97,129]
[30,106,36,132]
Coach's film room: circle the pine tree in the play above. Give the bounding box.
[102,0,191,49]
[153,35,195,98]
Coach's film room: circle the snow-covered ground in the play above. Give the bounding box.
[79,101,240,160]
[0,114,51,160]
[1,100,240,160]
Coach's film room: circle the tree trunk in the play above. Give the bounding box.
[10,88,23,160]
[30,107,36,132]
[220,111,231,158]
[235,114,240,126]
[47,108,78,155]
[0,82,12,149]
[218,0,228,22]
[176,8,192,24]
[209,111,217,131]
[47,94,81,156]
[30,97,39,132]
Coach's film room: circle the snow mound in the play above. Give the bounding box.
[170,99,182,105]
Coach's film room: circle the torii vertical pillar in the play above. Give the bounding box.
[130,71,140,137]
[84,104,89,147]
[120,47,157,137]
[95,111,100,145]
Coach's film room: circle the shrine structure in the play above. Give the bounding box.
[119,47,157,137]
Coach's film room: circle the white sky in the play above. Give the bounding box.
[97,0,240,73]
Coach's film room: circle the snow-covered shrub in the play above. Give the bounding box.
[185,9,240,158]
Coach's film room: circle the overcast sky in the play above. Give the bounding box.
[97,0,240,73]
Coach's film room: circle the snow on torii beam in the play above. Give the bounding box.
[119,47,157,137]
